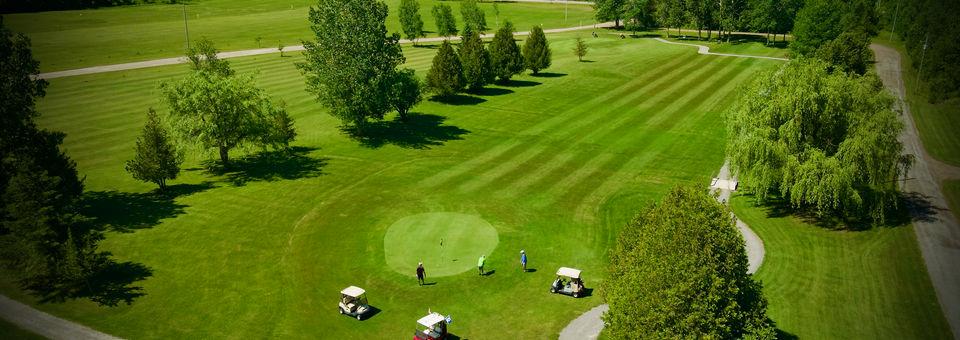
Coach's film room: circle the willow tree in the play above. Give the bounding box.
[726,58,912,223]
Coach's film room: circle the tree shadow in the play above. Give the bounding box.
[499,79,541,87]
[429,94,487,106]
[81,182,216,233]
[341,113,470,149]
[753,193,921,231]
[578,60,597,63]
[201,146,327,186]
[775,328,799,340]
[470,87,513,96]
[530,72,566,78]
[34,258,153,307]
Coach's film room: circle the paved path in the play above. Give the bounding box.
[558,304,609,340]
[653,38,789,61]
[0,295,120,340]
[38,22,614,80]
[872,43,960,339]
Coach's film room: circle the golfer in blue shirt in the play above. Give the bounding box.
[520,250,527,272]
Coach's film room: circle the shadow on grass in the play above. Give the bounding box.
[471,87,513,96]
[530,72,566,78]
[33,258,153,307]
[360,306,382,320]
[82,182,216,233]
[499,79,541,87]
[752,192,931,231]
[201,146,328,186]
[429,94,487,106]
[481,269,496,276]
[342,113,469,149]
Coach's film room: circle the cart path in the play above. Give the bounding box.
[872,43,960,339]
[0,295,121,340]
[653,38,789,61]
[37,22,614,80]
[558,160,765,339]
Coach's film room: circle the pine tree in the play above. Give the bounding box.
[426,40,465,97]
[488,21,524,82]
[125,109,183,191]
[523,25,552,74]
[459,27,493,91]
[399,0,425,44]
[574,36,589,62]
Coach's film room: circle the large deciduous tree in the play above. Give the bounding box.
[186,37,233,77]
[488,21,525,82]
[603,186,775,339]
[594,0,626,27]
[726,58,912,223]
[426,40,465,97]
[125,109,183,192]
[399,0,425,44]
[523,25,551,75]
[459,27,494,91]
[815,30,871,75]
[299,0,405,127]
[388,68,423,121]
[432,3,459,37]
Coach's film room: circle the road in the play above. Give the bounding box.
[0,295,120,340]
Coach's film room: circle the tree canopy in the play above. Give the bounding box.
[298,0,405,126]
[399,0,425,44]
[573,36,588,61]
[603,186,775,339]
[459,27,493,90]
[726,58,912,223]
[523,25,551,74]
[460,0,488,33]
[432,3,459,37]
[125,109,183,191]
[186,37,233,77]
[877,0,960,102]
[426,40,465,97]
[488,21,525,82]
[388,68,423,121]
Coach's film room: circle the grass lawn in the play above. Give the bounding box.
[0,319,42,340]
[730,195,951,339]
[945,181,960,218]
[0,32,783,338]
[3,0,597,72]
[874,33,960,167]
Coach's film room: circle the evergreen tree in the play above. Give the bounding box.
[573,36,589,62]
[388,68,423,121]
[460,0,488,33]
[523,25,552,75]
[426,40,465,97]
[399,0,425,44]
[125,109,183,192]
[459,27,493,90]
[488,21,524,83]
[432,3,459,37]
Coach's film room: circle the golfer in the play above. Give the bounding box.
[477,255,486,275]
[520,250,527,272]
[417,262,426,286]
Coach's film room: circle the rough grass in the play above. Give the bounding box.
[0,319,43,340]
[730,195,951,339]
[3,0,597,72]
[945,181,960,219]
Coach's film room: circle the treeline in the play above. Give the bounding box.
[878,0,960,102]
[1,0,182,14]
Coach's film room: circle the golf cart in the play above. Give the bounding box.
[338,286,370,320]
[551,267,585,298]
[413,312,448,340]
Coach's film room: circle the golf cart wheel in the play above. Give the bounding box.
[573,292,580,298]
[356,314,362,321]
[339,308,344,314]
[550,288,556,293]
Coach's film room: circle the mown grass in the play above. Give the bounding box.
[945,181,960,219]
[3,0,596,72]
[0,318,42,340]
[0,33,783,338]
[731,195,951,339]
[874,32,960,166]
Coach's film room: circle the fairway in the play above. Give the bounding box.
[384,213,498,277]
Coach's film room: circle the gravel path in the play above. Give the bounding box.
[37,22,614,80]
[871,43,960,339]
[653,38,789,61]
[0,295,120,340]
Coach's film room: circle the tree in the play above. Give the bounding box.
[714,0,748,41]
[278,41,285,57]
[790,0,871,55]
[299,0,405,127]
[388,68,423,121]
[573,36,589,61]
[623,0,656,34]
[726,58,912,223]
[125,109,183,192]
[399,0,425,44]
[657,0,687,37]
[161,72,294,164]
[432,3,459,37]
[186,37,233,77]
[459,27,493,90]
[426,40,465,97]
[460,0,488,33]
[595,0,626,27]
[815,30,871,75]
[603,186,775,339]
[685,0,715,40]
[523,25,552,75]
[488,21,525,82]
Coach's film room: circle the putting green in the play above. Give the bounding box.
[384,212,499,277]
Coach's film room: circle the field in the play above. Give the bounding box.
[730,195,952,339]
[946,181,960,220]
[0,32,784,338]
[2,0,596,72]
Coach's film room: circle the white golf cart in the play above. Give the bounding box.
[413,312,448,340]
[338,286,370,320]
[550,267,586,298]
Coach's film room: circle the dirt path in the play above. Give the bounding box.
[871,43,960,339]
[0,295,120,340]
[653,38,789,61]
[37,22,614,80]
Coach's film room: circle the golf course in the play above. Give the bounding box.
[1,0,957,338]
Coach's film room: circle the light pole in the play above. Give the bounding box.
[916,34,929,92]
[182,4,190,51]
[889,0,901,41]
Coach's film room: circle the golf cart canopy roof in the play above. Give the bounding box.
[341,286,365,297]
[417,313,445,328]
[557,267,581,279]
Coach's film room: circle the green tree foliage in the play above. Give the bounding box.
[125,109,183,191]
[459,27,494,91]
[522,25,551,75]
[299,0,405,127]
[432,3,459,37]
[161,72,294,164]
[726,58,912,223]
[488,21,525,82]
[685,0,714,40]
[573,36,589,61]
[878,0,960,102]
[747,0,801,43]
[186,37,233,77]
[594,0,626,27]
[460,0,488,33]
[426,40,465,97]
[815,31,871,75]
[624,0,656,33]
[791,0,877,56]
[388,68,423,121]
[603,186,775,339]
[656,0,687,36]
[399,0,425,44]
[715,0,748,40]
